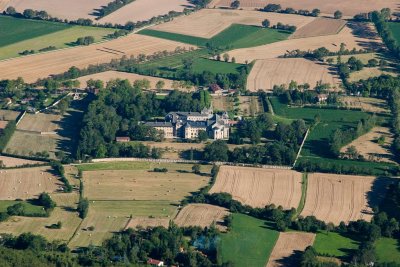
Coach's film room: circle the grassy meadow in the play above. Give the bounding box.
[0,15,115,60]
[375,237,400,263]
[314,232,359,258]
[388,22,400,44]
[218,213,279,266]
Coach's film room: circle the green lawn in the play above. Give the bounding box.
[78,161,152,171]
[388,22,400,44]
[0,16,115,60]
[139,24,289,50]
[375,237,400,263]
[192,57,243,74]
[219,213,279,267]
[314,232,359,258]
[0,200,47,216]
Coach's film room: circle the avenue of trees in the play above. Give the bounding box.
[372,10,400,60]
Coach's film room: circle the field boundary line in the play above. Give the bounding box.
[266,97,275,115]
[16,111,26,125]
[296,173,308,217]
[293,128,310,167]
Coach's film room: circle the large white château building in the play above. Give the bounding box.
[144,107,230,140]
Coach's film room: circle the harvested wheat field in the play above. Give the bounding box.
[247,58,340,92]
[0,166,62,200]
[209,0,400,17]
[266,232,316,267]
[83,168,210,201]
[0,207,81,242]
[290,18,346,39]
[341,127,395,163]
[227,25,381,63]
[125,217,170,229]
[301,173,375,225]
[77,71,179,90]
[99,0,192,24]
[0,110,20,121]
[0,34,195,83]
[0,156,43,167]
[174,204,229,231]
[151,9,314,38]
[0,0,11,10]
[4,0,111,20]
[209,166,302,209]
[17,113,61,133]
[341,96,389,113]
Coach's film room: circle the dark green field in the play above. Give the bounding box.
[314,232,359,258]
[388,22,400,44]
[219,213,279,266]
[139,24,289,49]
[375,237,400,263]
[0,15,70,48]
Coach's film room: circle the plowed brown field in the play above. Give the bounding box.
[246,58,340,92]
[0,166,61,200]
[290,18,346,39]
[209,0,400,17]
[174,204,229,230]
[0,34,194,83]
[301,173,375,225]
[151,9,314,38]
[266,232,316,267]
[209,166,302,209]
[227,25,381,63]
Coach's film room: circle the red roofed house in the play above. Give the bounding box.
[209,84,222,95]
[147,258,164,266]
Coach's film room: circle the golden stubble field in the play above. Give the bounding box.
[0,166,61,200]
[289,17,346,39]
[151,8,314,38]
[209,0,400,17]
[174,203,229,231]
[266,232,316,267]
[99,0,192,24]
[3,0,111,20]
[209,166,303,209]
[0,34,195,83]
[227,25,381,63]
[300,173,375,225]
[246,58,340,92]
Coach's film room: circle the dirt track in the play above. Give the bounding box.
[266,232,315,267]
[209,166,302,209]
[151,9,314,38]
[246,58,340,92]
[0,34,194,83]
[300,173,375,225]
[174,204,229,231]
[227,25,381,63]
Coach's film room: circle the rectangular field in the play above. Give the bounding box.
[83,167,210,201]
[0,166,62,200]
[151,9,314,38]
[266,232,316,267]
[210,0,400,17]
[219,213,279,267]
[300,173,375,225]
[246,58,340,92]
[290,18,346,39]
[99,0,192,24]
[17,113,61,133]
[0,156,43,167]
[0,24,115,60]
[0,34,195,83]
[227,25,381,63]
[4,0,111,20]
[77,71,180,90]
[174,204,229,231]
[209,166,303,209]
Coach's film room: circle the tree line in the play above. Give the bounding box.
[371,10,400,60]
[261,4,321,17]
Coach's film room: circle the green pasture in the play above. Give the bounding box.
[314,232,359,258]
[219,213,279,266]
[0,200,47,216]
[375,237,400,263]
